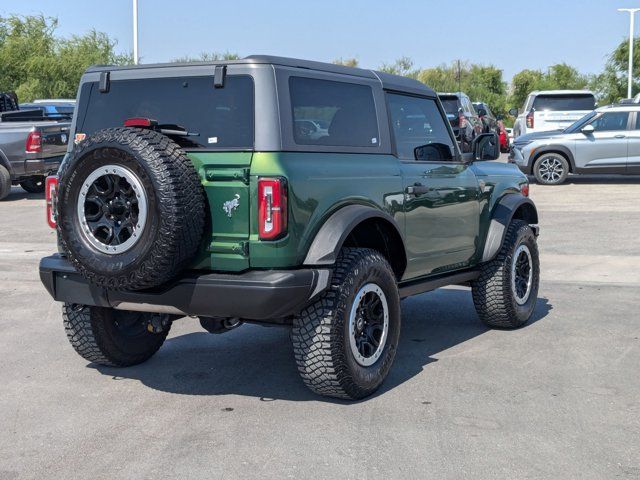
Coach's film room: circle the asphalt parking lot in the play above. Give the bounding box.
[1,168,639,479]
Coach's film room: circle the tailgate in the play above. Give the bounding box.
[24,122,70,174]
[38,122,71,158]
[534,111,588,130]
[187,151,252,272]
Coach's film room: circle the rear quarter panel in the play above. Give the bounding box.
[248,152,404,269]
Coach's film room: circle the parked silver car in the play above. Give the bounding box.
[509,104,640,184]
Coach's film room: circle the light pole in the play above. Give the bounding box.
[133,0,139,65]
[618,8,640,98]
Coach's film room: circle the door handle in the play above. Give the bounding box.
[405,183,430,195]
[614,134,626,139]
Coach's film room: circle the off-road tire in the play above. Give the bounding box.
[20,175,45,193]
[472,220,539,328]
[291,248,401,400]
[62,303,170,367]
[533,153,569,185]
[57,127,205,290]
[0,164,10,200]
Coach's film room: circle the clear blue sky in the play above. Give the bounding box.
[2,0,637,80]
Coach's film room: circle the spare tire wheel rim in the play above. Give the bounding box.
[77,164,148,255]
[511,244,533,305]
[348,283,389,367]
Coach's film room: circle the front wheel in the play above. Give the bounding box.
[533,153,569,185]
[472,220,540,329]
[291,248,401,400]
[62,303,171,366]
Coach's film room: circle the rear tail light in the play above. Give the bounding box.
[258,177,287,240]
[458,113,467,128]
[124,117,157,128]
[521,182,530,197]
[526,111,534,129]
[26,131,42,153]
[45,176,58,228]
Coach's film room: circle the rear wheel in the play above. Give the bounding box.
[20,175,46,193]
[291,248,401,400]
[0,165,10,200]
[62,303,171,367]
[533,153,569,185]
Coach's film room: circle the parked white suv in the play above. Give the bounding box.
[510,90,596,139]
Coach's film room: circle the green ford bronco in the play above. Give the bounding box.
[39,56,540,400]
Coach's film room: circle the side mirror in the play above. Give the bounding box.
[508,108,518,117]
[414,142,454,162]
[581,124,595,134]
[472,133,500,161]
[477,108,487,117]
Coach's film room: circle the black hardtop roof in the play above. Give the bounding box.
[85,55,435,97]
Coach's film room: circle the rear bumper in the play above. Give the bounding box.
[39,255,331,321]
[22,154,63,177]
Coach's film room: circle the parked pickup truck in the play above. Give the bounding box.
[0,109,70,200]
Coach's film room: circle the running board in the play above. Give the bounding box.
[398,270,480,299]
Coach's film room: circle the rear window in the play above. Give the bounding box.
[289,77,379,147]
[439,96,460,115]
[79,75,254,149]
[532,94,595,111]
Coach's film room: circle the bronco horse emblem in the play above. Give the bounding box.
[223,194,240,218]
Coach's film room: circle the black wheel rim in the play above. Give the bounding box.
[511,244,533,305]
[349,283,389,366]
[78,165,147,254]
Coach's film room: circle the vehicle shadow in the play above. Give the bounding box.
[529,174,640,185]
[2,187,44,202]
[92,288,552,403]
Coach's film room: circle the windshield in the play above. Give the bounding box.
[563,110,598,133]
[532,94,595,111]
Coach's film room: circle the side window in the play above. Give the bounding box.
[589,112,629,132]
[635,113,640,130]
[387,93,455,161]
[289,77,379,147]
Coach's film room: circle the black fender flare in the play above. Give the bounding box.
[531,145,576,172]
[481,193,539,262]
[303,204,403,266]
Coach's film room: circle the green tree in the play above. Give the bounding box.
[379,56,418,79]
[417,61,508,116]
[333,57,359,67]
[510,64,589,110]
[589,37,640,104]
[509,69,545,109]
[171,51,240,63]
[0,14,130,102]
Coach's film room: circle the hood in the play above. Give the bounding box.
[514,129,564,145]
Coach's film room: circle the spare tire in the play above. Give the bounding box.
[57,127,205,290]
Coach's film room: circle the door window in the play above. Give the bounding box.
[589,112,629,132]
[387,93,455,161]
